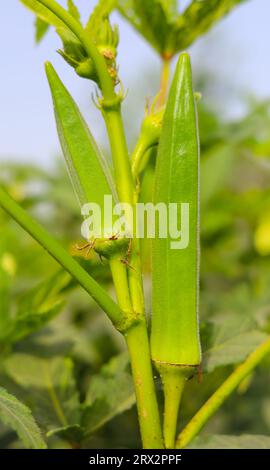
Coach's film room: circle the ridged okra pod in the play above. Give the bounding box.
[151,52,201,448]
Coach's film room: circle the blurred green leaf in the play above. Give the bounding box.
[85,0,118,46]
[189,434,270,449]
[202,311,267,372]
[201,143,236,208]
[117,0,248,56]
[0,271,70,346]
[174,0,248,53]
[67,0,81,22]
[35,17,50,43]
[0,386,46,449]
[159,0,178,21]
[47,423,83,442]
[82,353,135,436]
[20,0,65,30]
[86,0,117,28]
[3,355,81,434]
[134,1,174,54]
[0,263,13,335]
[117,0,172,55]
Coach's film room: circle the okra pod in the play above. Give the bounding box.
[45,62,121,247]
[151,53,201,448]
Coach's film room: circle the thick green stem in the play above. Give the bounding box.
[0,185,123,328]
[102,109,145,318]
[101,71,154,450]
[128,239,145,314]
[157,365,192,449]
[125,321,164,449]
[110,256,162,448]
[37,0,115,101]
[176,336,270,449]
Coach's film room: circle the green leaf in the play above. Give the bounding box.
[201,143,235,208]
[20,0,65,30]
[0,386,46,449]
[3,355,81,433]
[86,0,117,29]
[202,311,268,372]
[118,0,172,55]
[118,0,248,56]
[0,271,70,346]
[159,0,178,21]
[117,0,142,32]
[174,0,248,52]
[189,434,270,449]
[0,262,12,334]
[0,185,122,326]
[135,0,173,53]
[46,352,135,444]
[45,63,117,236]
[82,353,135,436]
[35,17,50,43]
[47,423,83,442]
[67,0,81,22]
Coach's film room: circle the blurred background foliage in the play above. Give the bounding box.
[1,0,270,449]
[1,97,270,448]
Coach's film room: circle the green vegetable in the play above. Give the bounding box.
[151,52,201,448]
[45,62,116,206]
[3,0,260,451]
[45,62,117,237]
[46,62,131,262]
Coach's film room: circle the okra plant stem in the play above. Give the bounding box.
[102,110,134,204]
[110,255,162,448]
[125,321,164,449]
[109,256,133,316]
[176,336,270,449]
[127,240,145,315]
[105,112,159,446]
[101,75,159,449]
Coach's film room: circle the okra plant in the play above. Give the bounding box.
[1,0,270,450]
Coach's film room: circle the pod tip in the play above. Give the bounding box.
[179,51,190,64]
[44,61,57,82]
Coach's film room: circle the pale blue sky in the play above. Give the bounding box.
[0,0,269,166]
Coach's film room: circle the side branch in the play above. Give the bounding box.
[176,336,270,448]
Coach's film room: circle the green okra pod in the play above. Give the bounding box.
[151,52,201,448]
[45,62,116,209]
[45,62,127,258]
